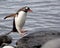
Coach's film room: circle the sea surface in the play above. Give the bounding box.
[0,0,60,46]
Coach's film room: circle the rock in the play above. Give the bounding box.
[16,30,60,48]
[0,35,12,46]
[41,38,60,48]
[2,46,15,48]
[1,43,16,48]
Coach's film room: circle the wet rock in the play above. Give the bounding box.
[0,35,12,46]
[16,30,60,48]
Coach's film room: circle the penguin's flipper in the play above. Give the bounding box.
[4,13,16,19]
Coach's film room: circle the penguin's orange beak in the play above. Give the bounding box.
[28,9,32,12]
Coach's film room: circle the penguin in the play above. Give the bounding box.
[4,6,32,36]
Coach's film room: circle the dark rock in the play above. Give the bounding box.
[0,35,12,46]
[16,30,60,48]
[33,45,42,48]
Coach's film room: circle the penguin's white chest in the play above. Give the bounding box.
[15,11,27,30]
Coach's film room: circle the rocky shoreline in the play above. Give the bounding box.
[0,30,60,48]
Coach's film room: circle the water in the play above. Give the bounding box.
[0,0,60,46]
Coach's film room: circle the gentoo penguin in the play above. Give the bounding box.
[4,6,32,36]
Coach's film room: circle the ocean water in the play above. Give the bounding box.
[0,0,60,46]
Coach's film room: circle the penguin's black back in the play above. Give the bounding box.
[11,17,17,32]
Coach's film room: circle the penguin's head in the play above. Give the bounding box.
[23,6,32,12]
[17,6,32,13]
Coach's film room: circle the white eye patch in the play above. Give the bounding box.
[26,7,28,9]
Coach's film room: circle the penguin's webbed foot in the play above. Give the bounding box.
[20,33,26,37]
[20,29,27,33]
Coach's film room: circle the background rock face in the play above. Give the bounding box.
[16,30,60,48]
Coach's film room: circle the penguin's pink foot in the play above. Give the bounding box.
[20,29,27,33]
[20,33,26,37]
